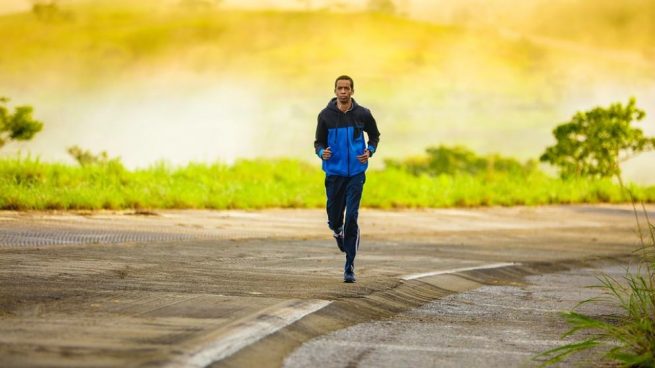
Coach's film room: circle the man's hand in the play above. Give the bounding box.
[322,147,332,160]
[357,149,370,164]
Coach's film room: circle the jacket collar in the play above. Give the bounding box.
[327,97,359,112]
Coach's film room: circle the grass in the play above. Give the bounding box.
[1,156,654,211]
[0,157,324,210]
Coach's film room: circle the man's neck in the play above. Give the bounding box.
[337,99,352,112]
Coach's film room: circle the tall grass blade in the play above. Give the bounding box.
[534,338,601,367]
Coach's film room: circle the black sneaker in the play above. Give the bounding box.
[344,265,356,283]
[333,230,345,253]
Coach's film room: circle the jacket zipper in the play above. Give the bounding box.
[345,110,350,176]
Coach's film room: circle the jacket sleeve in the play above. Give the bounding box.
[314,114,327,158]
[364,109,380,153]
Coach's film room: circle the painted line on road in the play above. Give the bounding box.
[401,262,519,280]
[170,299,332,368]
[323,340,534,356]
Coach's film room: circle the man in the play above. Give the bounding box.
[314,75,381,283]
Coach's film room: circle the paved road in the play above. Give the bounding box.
[0,205,651,367]
[284,262,627,368]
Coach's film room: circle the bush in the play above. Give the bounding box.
[385,145,537,177]
[0,97,43,150]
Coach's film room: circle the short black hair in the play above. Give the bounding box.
[334,75,354,90]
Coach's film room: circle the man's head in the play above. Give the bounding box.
[334,75,354,104]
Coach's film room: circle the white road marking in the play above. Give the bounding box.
[320,340,533,356]
[401,262,519,280]
[170,299,331,368]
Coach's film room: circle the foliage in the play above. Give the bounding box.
[32,1,59,20]
[540,98,655,179]
[0,97,44,150]
[178,0,223,11]
[1,157,653,211]
[31,0,73,22]
[385,145,537,177]
[67,145,121,167]
[0,157,324,210]
[367,0,396,14]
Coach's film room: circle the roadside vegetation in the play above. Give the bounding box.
[1,98,654,211]
[1,151,654,211]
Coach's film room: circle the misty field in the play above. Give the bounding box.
[1,157,653,210]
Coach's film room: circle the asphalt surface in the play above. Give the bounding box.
[0,205,652,367]
[284,263,628,368]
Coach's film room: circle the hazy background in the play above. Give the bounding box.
[1,0,654,182]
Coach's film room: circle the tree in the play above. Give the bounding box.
[178,0,222,11]
[367,0,396,15]
[67,145,121,167]
[0,97,44,149]
[32,1,60,21]
[540,98,655,179]
[385,145,535,177]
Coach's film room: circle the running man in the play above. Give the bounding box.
[314,75,381,283]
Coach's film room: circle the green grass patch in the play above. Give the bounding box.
[1,157,653,211]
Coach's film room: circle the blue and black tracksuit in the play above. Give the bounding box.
[314,97,380,273]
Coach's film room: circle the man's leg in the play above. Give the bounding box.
[325,175,347,235]
[343,172,365,281]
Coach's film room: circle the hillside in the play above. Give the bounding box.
[412,0,655,55]
[1,4,508,87]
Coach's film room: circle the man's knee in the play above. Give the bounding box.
[345,211,359,226]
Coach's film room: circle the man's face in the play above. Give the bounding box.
[334,79,353,103]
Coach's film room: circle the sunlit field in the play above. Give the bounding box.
[2,157,653,210]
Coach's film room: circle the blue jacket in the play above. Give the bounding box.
[314,98,381,177]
